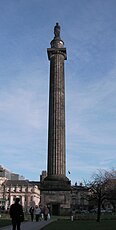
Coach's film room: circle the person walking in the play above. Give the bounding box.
[43,205,49,221]
[9,197,24,230]
[29,206,34,221]
[34,205,41,222]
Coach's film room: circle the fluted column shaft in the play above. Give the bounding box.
[47,49,67,178]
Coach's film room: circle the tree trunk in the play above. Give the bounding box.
[97,194,101,222]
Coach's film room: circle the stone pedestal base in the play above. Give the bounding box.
[40,178,71,215]
[40,190,71,216]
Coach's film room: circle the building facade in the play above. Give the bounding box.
[0,165,25,180]
[0,178,40,212]
[0,175,90,215]
[71,184,89,211]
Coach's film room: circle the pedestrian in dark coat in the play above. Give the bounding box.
[43,205,49,220]
[10,197,24,230]
[29,206,34,221]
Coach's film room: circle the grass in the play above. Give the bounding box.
[0,214,116,229]
[0,213,30,228]
[0,219,12,227]
[41,219,116,230]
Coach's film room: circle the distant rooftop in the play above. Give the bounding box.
[0,165,25,180]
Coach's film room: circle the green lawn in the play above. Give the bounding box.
[0,213,30,227]
[0,219,12,227]
[42,220,116,230]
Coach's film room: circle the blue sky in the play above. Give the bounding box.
[0,0,116,185]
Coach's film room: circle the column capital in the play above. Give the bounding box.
[47,48,67,60]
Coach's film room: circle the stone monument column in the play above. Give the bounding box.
[40,24,71,215]
[47,23,67,180]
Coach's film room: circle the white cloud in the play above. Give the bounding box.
[66,64,116,147]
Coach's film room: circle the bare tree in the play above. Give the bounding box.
[86,169,116,222]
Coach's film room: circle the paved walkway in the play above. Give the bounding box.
[0,220,54,230]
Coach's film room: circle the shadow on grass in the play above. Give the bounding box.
[41,219,116,230]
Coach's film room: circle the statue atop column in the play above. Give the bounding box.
[54,22,61,39]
